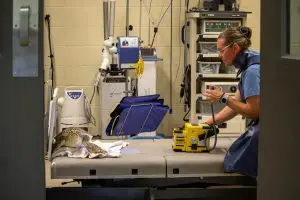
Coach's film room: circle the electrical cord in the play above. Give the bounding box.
[45,14,55,100]
[203,103,218,152]
[140,0,154,46]
[183,107,190,122]
[150,0,174,47]
[174,0,183,87]
[149,0,153,45]
[180,65,191,107]
[90,85,96,105]
[186,0,190,10]
[157,0,173,27]
[150,27,158,48]
[180,64,191,122]
[84,94,96,126]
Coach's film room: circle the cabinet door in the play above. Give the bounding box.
[259,0,300,199]
[0,0,45,200]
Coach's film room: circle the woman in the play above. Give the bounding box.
[203,26,260,178]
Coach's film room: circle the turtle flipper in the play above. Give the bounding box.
[82,141,107,154]
[52,131,66,152]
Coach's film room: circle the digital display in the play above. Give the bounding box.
[119,37,139,48]
[67,91,82,100]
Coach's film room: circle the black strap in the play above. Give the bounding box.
[237,54,260,85]
[45,15,55,100]
[248,119,259,127]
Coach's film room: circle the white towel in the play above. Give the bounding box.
[51,139,129,159]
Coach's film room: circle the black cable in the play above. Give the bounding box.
[211,107,215,123]
[150,27,158,47]
[186,0,190,11]
[204,104,218,152]
[45,14,55,100]
[90,85,96,105]
[180,66,188,102]
[185,65,191,107]
[181,64,191,121]
[183,107,190,122]
[150,0,174,47]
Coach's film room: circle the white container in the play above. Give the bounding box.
[199,42,218,54]
[198,62,221,74]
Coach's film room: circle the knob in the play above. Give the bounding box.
[129,25,133,31]
[230,86,237,93]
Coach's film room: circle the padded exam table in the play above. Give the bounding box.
[49,138,257,200]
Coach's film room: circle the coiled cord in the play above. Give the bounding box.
[135,57,144,78]
[204,103,218,152]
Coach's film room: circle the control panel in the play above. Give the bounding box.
[67,90,83,100]
[201,81,239,100]
[117,36,140,66]
[119,37,139,48]
[201,20,241,34]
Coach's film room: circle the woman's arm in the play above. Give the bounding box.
[226,95,260,119]
[203,88,260,121]
[205,90,240,125]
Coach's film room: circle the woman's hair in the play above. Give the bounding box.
[218,26,252,50]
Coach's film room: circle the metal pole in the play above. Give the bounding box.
[139,0,142,39]
[184,0,188,84]
[126,0,129,36]
[109,0,115,37]
[103,0,109,40]
[189,17,198,125]
[183,0,188,113]
[170,0,173,113]
[148,0,153,46]
[110,0,117,65]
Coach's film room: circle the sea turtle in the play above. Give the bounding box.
[52,127,107,155]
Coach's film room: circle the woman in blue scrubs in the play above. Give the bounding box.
[203,26,260,178]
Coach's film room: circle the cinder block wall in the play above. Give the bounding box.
[44,0,260,137]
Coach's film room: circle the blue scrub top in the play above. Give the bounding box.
[223,51,260,178]
[238,51,260,103]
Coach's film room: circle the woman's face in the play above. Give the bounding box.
[217,38,240,66]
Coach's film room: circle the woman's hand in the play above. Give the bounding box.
[203,86,224,104]
[205,118,214,126]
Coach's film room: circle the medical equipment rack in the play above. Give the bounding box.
[184,11,251,136]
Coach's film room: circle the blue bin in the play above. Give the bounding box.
[106,94,169,136]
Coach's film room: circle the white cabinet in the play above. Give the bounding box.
[185,11,250,135]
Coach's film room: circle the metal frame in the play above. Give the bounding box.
[47,186,256,200]
[48,176,256,200]
[186,11,249,125]
[1,0,45,200]
[259,0,300,199]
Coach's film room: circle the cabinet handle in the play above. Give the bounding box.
[19,6,30,46]
[181,25,185,44]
